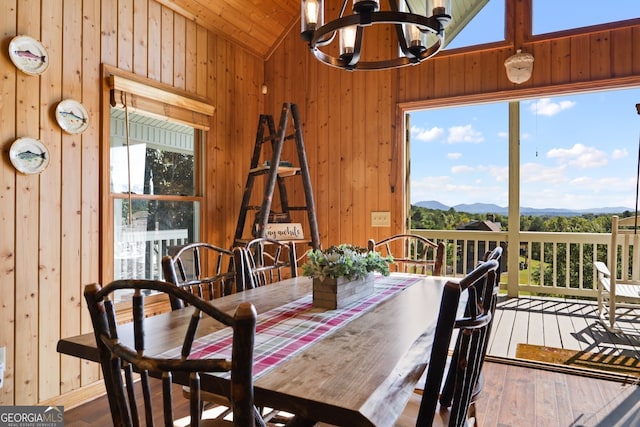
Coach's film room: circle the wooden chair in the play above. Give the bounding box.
[162,244,238,415]
[84,279,265,427]
[368,234,445,275]
[438,247,502,423]
[594,215,640,332]
[232,239,299,425]
[399,251,500,427]
[162,242,236,310]
[235,238,297,290]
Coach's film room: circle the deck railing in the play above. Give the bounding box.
[410,229,610,299]
[115,229,190,281]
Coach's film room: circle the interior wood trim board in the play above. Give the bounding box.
[103,64,215,130]
[40,380,106,410]
[107,75,215,116]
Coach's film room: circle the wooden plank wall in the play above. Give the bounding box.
[264,5,640,251]
[0,0,263,405]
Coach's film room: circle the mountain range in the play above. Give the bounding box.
[414,201,634,216]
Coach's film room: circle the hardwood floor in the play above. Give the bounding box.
[62,381,196,426]
[472,361,639,427]
[63,361,639,427]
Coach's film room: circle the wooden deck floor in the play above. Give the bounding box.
[488,296,640,381]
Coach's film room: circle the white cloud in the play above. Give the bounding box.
[447,152,462,159]
[521,162,568,184]
[411,125,444,142]
[451,165,475,174]
[612,148,628,159]
[488,166,508,182]
[521,175,637,210]
[451,164,502,175]
[447,124,484,144]
[529,98,576,116]
[497,131,508,138]
[546,143,607,168]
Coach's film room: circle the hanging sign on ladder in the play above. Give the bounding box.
[265,223,305,241]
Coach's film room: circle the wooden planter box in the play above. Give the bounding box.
[312,273,375,309]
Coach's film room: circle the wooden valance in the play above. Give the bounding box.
[105,67,214,131]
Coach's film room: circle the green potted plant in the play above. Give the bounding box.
[302,244,393,309]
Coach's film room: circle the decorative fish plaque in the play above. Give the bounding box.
[56,99,89,134]
[9,137,50,175]
[9,35,49,75]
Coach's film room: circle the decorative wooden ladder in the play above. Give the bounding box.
[233,103,320,251]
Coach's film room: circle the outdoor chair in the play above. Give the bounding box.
[594,215,640,332]
[161,242,236,310]
[397,252,500,427]
[84,279,265,427]
[368,234,445,275]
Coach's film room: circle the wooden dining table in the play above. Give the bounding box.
[57,273,459,427]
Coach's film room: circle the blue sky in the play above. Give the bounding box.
[409,1,640,210]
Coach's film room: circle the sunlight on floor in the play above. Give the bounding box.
[173,406,294,426]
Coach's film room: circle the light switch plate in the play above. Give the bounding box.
[371,211,391,227]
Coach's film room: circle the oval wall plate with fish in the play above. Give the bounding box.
[8,35,49,76]
[55,99,89,134]
[9,137,50,175]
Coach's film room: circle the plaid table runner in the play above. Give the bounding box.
[160,274,423,379]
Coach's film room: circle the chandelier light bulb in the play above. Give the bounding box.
[340,26,358,57]
[306,1,319,24]
[301,0,324,41]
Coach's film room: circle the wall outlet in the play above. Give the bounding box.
[371,211,391,227]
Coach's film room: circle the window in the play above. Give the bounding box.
[443,0,504,50]
[408,87,640,227]
[110,108,202,289]
[533,0,638,35]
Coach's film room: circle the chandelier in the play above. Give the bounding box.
[301,0,451,71]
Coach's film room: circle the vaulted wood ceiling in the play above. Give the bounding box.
[157,0,486,60]
[157,0,300,58]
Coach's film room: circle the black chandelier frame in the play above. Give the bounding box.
[301,0,451,71]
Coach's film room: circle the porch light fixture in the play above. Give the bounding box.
[504,49,534,84]
[301,0,451,71]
